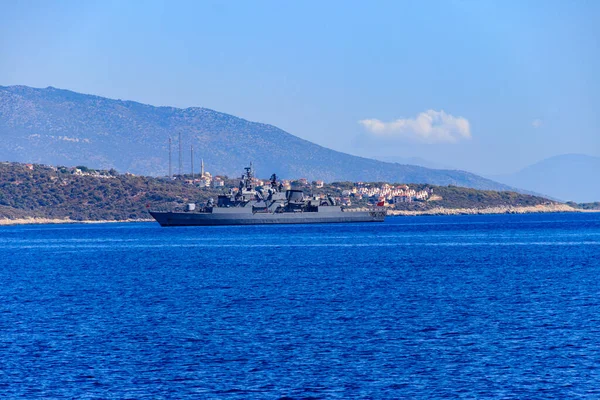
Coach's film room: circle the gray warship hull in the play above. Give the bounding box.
[149,209,386,226]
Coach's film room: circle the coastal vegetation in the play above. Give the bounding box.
[567,202,600,211]
[388,184,552,211]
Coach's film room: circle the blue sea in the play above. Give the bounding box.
[1,213,600,399]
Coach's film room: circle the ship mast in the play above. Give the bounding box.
[244,163,254,190]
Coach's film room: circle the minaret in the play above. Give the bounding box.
[201,159,204,177]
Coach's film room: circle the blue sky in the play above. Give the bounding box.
[1,0,598,174]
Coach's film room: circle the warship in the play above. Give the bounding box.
[149,165,386,226]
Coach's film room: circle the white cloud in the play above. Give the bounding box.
[532,119,543,128]
[57,136,90,143]
[358,110,471,144]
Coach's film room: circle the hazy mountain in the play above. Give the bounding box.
[1,85,518,191]
[492,154,600,202]
[372,156,455,170]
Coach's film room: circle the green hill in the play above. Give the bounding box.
[0,162,555,222]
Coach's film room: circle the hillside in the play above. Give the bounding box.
[0,162,556,222]
[371,156,455,170]
[492,154,600,203]
[0,162,229,221]
[0,85,517,191]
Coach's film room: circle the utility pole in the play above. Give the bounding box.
[168,137,172,179]
[178,132,183,176]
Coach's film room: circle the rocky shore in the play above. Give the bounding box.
[1,204,597,226]
[0,218,153,226]
[386,203,590,216]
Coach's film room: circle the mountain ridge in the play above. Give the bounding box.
[1,84,519,191]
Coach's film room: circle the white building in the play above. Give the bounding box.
[212,178,225,187]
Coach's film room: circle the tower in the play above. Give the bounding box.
[168,137,172,178]
[178,132,183,176]
[201,158,204,177]
[190,144,194,180]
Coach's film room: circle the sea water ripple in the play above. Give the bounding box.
[1,213,599,398]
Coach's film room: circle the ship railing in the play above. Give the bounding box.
[148,205,212,213]
[341,206,387,212]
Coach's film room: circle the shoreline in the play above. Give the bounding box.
[0,218,154,226]
[386,204,599,216]
[1,204,598,226]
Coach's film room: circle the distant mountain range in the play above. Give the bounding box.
[491,154,600,203]
[1,85,522,191]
